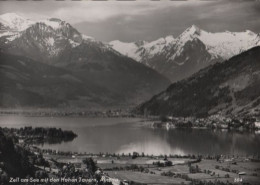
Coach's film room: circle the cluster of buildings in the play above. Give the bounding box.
[153,114,260,130]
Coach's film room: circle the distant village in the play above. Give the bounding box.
[153,114,260,131]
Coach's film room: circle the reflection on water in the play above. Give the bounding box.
[117,140,185,156]
[0,115,259,155]
[150,128,260,155]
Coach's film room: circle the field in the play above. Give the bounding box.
[107,171,189,185]
[43,153,260,185]
[100,156,260,185]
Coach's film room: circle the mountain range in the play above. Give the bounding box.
[110,25,260,82]
[135,46,260,117]
[1,13,259,115]
[0,13,170,109]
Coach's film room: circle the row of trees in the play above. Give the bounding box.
[17,127,77,139]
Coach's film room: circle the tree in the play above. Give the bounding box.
[160,115,168,122]
[216,155,221,162]
[132,152,139,159]
[83,158,97,175]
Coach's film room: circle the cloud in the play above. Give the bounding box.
[0,0,259,42]
[10,1,206,24]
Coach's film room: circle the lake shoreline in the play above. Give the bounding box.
[0,116,260,156]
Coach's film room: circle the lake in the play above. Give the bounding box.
[0,115,259,156]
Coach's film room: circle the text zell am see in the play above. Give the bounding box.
[9,177,102,183]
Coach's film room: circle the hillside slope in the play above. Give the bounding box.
[0,52,119,108]
[135,47,260,117]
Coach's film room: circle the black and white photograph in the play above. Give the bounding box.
[0,0,260,184]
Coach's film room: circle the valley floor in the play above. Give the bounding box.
[41,150,260,185]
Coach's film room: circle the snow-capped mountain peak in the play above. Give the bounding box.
[0,13,33,31]
[0,13,94,42]
[146,35,175,47]
[173,25,260,59]
[0,13,102,50]
[109,40,141,60]
[196,30,260,59]
[245,30,256,36]
[184,24,201,36]
[0,13,103,61]
[109,35,176,62]
[110,25,260,81]
[39,18,64,30]
[165,35,175,43]
[134,40,147,47]
[175,25,204,45]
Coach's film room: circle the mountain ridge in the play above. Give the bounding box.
[0,13,170,109]
[134,46,260,117]
[110,25,260,82]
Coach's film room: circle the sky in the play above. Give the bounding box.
[0,0,259,42]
